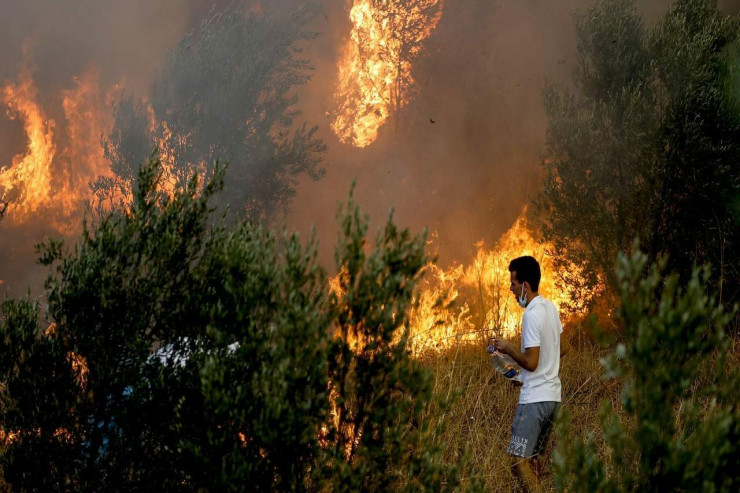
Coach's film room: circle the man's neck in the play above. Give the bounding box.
[525,292,540,307]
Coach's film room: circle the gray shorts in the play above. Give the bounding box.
[508,401,560,458]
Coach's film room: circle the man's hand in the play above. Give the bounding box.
[493,338,516,356]
[493,338,540,372]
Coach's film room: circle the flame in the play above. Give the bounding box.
[59,68,114,215]
[0,69,56,220]
[0,65,117,227]
[332,0,442,147]
[144,105,205,199]
[331,209,597,355]
[407,209,594,353]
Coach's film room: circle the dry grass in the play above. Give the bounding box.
[420,322,740,492]
[417,331,621,492]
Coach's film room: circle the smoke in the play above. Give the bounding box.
[1,0,739,296]
[288,0,596,266]
[286,0,740,268]
[0,0,229,297]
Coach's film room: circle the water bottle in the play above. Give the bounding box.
[487,338,521,379]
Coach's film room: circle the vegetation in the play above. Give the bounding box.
[0,159,470,491]
[95,1,326,219]
[554,247,739,492]
[2,1,739,492]
[538,0,740,307]
[368,0,442,134]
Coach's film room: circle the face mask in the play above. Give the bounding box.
[518,285,527,308]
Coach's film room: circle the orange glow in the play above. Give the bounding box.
[0,69,56,221]
[407,209,593,353]
[330,209,597,355]
[332,0,442,147]
[59,68,114,216]
[0,65,118,227]
[145,105,204,200]
[409,208,592,354]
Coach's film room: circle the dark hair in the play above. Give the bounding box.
[508,256,541,291]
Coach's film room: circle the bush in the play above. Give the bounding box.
[0,158,471,491]
[554,245,740,492]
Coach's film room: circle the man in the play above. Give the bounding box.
[493,256,568,493]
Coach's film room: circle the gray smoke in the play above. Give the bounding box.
[1,0,739,297]
[285,0,740,267]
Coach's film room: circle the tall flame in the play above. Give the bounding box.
[0,66,116,227]
[59,68,114,214]
[0,69,56,220]
[407,210,594,354]
[330,209,596,355]
[332,0,442,147]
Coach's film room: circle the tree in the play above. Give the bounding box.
[314,185,473,491]
[537,0,740,306]
[553,245,740,492]
[332,0,442,145]
[368,0,442,134]
[648,0,740,301]
[0,159,473,491]
[96,1,327,219]
[94,94,153,209]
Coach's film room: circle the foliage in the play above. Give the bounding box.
[95,0,327,219]
[538,0,740,307]
[368,0,442,129]
[0,158,469,491]
[314,185,474,491]
[554,245,740,492]
[94,94,153,210]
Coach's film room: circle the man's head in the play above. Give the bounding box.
[508,256,541,305]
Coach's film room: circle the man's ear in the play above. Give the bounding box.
[522,281,530,293]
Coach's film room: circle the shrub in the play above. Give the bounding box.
[0,158,471,491]
[554,245,740,492]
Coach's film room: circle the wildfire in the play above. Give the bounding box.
[330,209,593,355]
[332,0,443,147]
[407,209,589,354]
[0,69,56,220]
[0,65,114,227]
[59,68,114,215]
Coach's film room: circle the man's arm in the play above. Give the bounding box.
[560,333,570,358]
[493,339,539,372]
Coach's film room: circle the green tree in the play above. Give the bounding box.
[554,246,740,491]
[314,186,471,492]
[96,1,327,218]
[538,0,740,307]
[0,158,471,491]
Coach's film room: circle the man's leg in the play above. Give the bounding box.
[510,455,541,493]
[530,402,560,481]
[508,403,543,492]
[509,402,561,492]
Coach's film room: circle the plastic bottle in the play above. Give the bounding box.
[487,339,521,379]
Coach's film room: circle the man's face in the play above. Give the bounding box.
[510,271,524,300]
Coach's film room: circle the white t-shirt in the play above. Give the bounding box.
[519,295,562,404]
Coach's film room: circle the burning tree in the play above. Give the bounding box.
[332,0,442,147]
[97,1,326,219]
